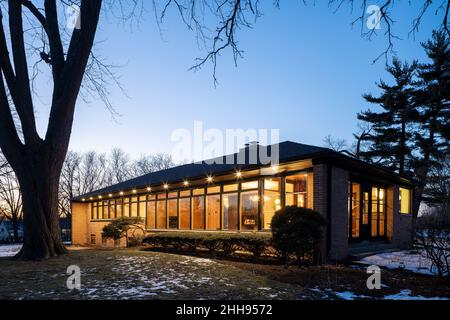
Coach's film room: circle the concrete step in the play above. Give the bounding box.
[348,242,398,261]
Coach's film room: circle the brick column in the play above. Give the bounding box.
[329,167,349,261]
[313,164,328,263]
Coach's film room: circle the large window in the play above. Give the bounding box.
[263,178,281,230]
[349,182,360,238]
[123,197,130,217]
[371,187,386,237]
[399,188,412,214]
[139,199,146,218]
[116,199,122,218]
[179,197,191,229]
[207,194,220,230]
[147,200,156,229]
[240,191,258,231]
[168,198,178,229]
[156,195,167,229]
[285,173,308,208]
[222,193,238,230]
[130,197,138,217]
[192,196,205,229]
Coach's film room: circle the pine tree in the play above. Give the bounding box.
[358,58,418,174]
[413,31,450,213]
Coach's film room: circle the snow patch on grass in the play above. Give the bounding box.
[335,291,370,300]
[384,290,449,300]
[359,250,437,276]
[0,244,22,257]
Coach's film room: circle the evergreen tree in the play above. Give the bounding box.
[413,31,450,213]
[358,58,418,174]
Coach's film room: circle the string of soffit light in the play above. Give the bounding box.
[81,165,281,202]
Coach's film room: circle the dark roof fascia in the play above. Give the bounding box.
[312,151,417,188]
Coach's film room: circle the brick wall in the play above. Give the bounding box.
[329,167,349,261]
[313,164,328,263]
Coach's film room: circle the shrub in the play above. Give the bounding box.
[102,217,144,247]
[271,206,326,265]
[416,208,450,279]
[143,232,272,258]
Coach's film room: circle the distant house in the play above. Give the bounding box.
[0,219,24,243]
[0,220,9,241]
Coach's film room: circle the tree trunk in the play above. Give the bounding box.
[14,151,67,260]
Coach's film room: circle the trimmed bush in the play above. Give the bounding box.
[271,206,326,265]
[143,232,272,257]
[102,217,144,247]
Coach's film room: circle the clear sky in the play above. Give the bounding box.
[36,1,440,160]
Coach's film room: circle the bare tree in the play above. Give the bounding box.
[323,135,348,152]
[131,153,174,176]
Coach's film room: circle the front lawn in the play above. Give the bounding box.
[0,247,448,300]
[0,247,311,300]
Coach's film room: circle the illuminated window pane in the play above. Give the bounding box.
[207,186,221,194]
[223,184,238,192]
[285,173,307,208]
[130,202,138,217]
[193,188,205,196]
[116,199,122,218]
[399,188,412,214]
[207,195,220,230]
[241,181,258,190]
[179,198,191,229]
[179,190,191,197]
[350,183,360,238]
[168,199,178,229]
[98,204,104,220]
[263,178,281,229]
[146,201,156,229]
[109,200,115,219]
[241,191,258,231]
[223,193,238,230]
[139,201,146,218]
[192,196,205,229]
[168,192,178,199]
[156,199,166,229]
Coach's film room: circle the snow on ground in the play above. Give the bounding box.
[384,290,448,300]
[0,244,22,257]
[359,250,437,276]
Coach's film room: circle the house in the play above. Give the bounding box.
[0,219,24,242]
[71,141,416,261]
[0,220,9,242]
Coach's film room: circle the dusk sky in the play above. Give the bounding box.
[35,1,440,161]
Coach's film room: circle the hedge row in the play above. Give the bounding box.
[143,232,274,257]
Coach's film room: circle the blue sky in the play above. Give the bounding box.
[40,1,440,159]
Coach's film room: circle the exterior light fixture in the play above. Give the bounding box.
[98,195,102,199]
[163,184,169,190]
[89,197,93,201]
[132,189,137,194]
[146,187,151,192]
[81,198,86,202]
[119,191,124,196]
[236,171,242,179]
[108,194,113,198]
[206,176,213,183]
